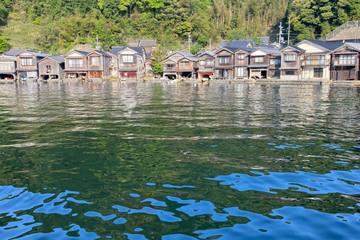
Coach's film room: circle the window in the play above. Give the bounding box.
[166,64,175,69]
[199,60,205,66]
[122,55,134,63]
[318,55,325,65]
[238,54,246,60]
[284,54,296,62]
[90,56,100,66]
[68,59,84,68]
[219,56,230,64]
[314,68,323,78]
[270,58,280,65]
[285,70,295,75]
[338,55,356,65]
[46,65,51,73]
[254,57,264,63]
[20,57,34,66]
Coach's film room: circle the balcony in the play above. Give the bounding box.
[301,56,329,66]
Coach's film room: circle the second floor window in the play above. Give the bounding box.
[284,54,296,62]
[237,54,246,60]
[90,56,100,66]
[254,57,264,63]
[46,65,51,73]
[270,58,280,65]
[122,55,134,63]
[219,57,230,64]
[338,55,356,65]
[21,57,34,66]
[68,59,84,68]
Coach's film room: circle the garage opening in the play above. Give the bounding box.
[0,74,15,80]
[261,70,267,79]
[180,72,192,78]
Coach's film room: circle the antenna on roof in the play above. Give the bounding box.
[95,36,101,50]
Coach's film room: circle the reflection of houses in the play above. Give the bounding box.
[111,46,146,80]
[162,51,198,79]
[39,56,65,80]
[196,51,215,80]
[249,46,281,79]
[64,50,89,79]
[280,46,304,80]
[16,50,47,80]
[330,42,360,81]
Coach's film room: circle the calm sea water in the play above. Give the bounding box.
[0,80,359,240]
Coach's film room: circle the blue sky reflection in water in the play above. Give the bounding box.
[0,81,359,239]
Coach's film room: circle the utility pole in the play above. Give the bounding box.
[188,33,192,52]
[287,16,291,46]
[279,22,283,47]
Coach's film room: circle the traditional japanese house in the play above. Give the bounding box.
[248,46,281,79]
[196,51,215,80]
[162,51,198,79]
[330,42,360,81]
[280,46,304,80]
[87,50,112,79]
[64,50,89,79]
[111,46,146,80]
[214,47,236,79]
[0,49,24,80]
[39,55,65,80]
[234,48,252,79]
[16,50,47,80]
[295,40,344,80]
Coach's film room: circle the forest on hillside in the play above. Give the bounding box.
[0,0,360,54]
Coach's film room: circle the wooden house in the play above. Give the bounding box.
[87,50,112,79]
[214,47,236,79]
[196,51,215,80]
[330,42,360,81]
[248,47,281,79]
[234,48,252,79]
[111,46,146,80]
[39,56,65,80]
[16,50,47,80]
[162,51,198,79]
[280,46,304,80]
[0,49,24,80]
[295,40,341,80]
[64,50,89,79]
[0,55,16,80]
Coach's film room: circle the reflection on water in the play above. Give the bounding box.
[0,81,359,239]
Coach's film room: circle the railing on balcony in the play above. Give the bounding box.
[301,56,329,66]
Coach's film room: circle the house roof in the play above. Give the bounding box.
[48,55,65,63]
[252,46,281,56]
[111,46,145,56]
[281,45,304,52]
[4,48,24,57]
[307,40,344,51]
[333,42,360,52]
[196,50,215,57]
[15,50,48,58]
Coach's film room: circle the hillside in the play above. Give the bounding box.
[0,0,360,54]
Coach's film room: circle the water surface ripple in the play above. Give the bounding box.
[0,81,359,239]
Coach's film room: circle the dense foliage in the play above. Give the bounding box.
[0,0,359,53]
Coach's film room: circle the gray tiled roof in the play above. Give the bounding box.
[48,55,65,63]
[111,46,145,56]
[4,48,24,56]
